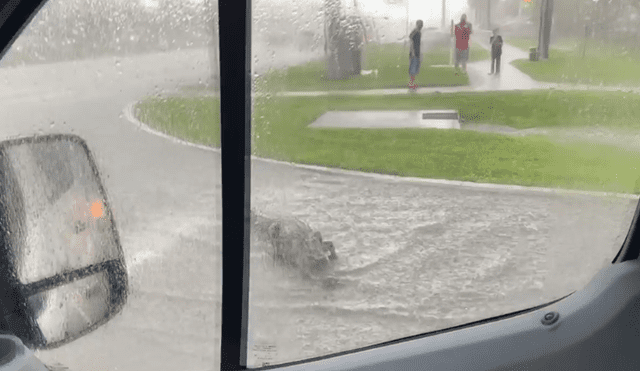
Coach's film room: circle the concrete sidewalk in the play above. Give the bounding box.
[272,30,554,97]
[269,48,558,97]
[275,30,640,97]
[466,30,552,91]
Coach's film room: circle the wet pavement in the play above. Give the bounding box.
[466,31,549,91]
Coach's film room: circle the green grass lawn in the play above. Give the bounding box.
[136,96,220,146]
[506,37,580,52]
[136,90,640,194]
[508,37,640,86]
[504,37,538,52]
[183,42,489,93]
[255,42,489,92]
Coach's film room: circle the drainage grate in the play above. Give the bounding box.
[422,112,459,120]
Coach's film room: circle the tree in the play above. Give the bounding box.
[324,0,360,80]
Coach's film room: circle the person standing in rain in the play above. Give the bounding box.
[489,28,503,75]
[454,14,472,74]
[408,20,423,91]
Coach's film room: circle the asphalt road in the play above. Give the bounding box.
[0,44,636,370]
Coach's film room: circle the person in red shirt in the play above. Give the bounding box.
[454,14,472,74]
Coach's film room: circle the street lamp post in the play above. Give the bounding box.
[450,19,454,66]
[442,0,445,30]
[487,0,491,30]
[582,17,591,59]
[406,0,409,38]
[403,0,409,52]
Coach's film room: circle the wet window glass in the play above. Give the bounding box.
[246,0,639,367]
[2,0,640,370]
[1,0,221,370]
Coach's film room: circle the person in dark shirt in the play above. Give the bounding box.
[489,28,503,75]
[408,20,423,91]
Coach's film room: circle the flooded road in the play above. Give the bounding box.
[247,161,637,366]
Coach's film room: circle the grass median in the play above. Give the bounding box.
[136,90,640,194]
[506,37,579,52]
[183,42,488,93]
[251,42,489,92]
[508,37,640,86]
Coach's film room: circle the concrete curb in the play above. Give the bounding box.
[123,101,640,200]
[176,84,640,99]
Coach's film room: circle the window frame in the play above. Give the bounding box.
[218,0,251,369]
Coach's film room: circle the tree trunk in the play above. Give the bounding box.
[324,0,355,80]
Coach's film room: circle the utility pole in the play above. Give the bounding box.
[537,0,554,60]
[537,0,545,55]
[450,19,454,66]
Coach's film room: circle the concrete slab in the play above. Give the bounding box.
[309,110,460,130]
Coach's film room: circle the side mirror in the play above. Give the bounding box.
[0,134,128,350]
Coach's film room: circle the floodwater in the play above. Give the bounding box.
[247,161,637,367]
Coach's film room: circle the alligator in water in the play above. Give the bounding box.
[250,210,338,283]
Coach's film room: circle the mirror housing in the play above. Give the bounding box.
[0,134,128,349]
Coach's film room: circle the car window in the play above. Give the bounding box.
[3,0,640,370]
[246,0,640,367]
[1,0,222,370]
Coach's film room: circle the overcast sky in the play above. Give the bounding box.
[259,0,471,28]
[358,0,469,26]
[137,0,472,29]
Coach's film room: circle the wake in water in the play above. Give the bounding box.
[250,209,343,289]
